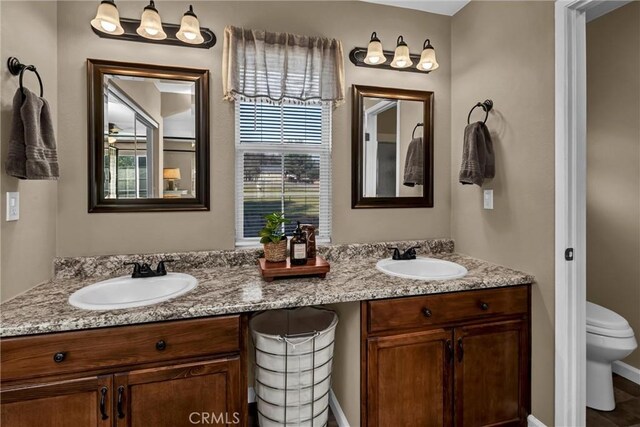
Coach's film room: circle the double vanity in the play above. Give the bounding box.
[0,239,534,426]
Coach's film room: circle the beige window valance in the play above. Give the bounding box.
[222,26,345,106]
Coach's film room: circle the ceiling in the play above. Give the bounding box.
[360,0,470,16]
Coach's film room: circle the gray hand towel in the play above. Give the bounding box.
[5,88,59,180]
[459,121,494,186]
[403,137,423,187]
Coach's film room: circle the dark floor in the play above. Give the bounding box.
[587,374,640,427]
[248,402,338,427]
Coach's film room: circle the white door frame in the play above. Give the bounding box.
[553,1,626,425]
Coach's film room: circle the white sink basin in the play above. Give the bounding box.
[69,273,197,310]
[376,257,468,281]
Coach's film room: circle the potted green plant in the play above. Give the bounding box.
[260,212,290,262]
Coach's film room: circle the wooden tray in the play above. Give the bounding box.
[258,256,330,282]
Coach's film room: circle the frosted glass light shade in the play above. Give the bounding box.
[364,32,385,65]
[91,0,124,35]
[417,39,439,72]
[136,0,166,40]
[390,36,412,69]
[176,6,204,44]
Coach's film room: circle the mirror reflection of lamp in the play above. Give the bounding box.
[163,168,181,191]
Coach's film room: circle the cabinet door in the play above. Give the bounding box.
[1,375,112,427]
[114,357,242,427]
[454,319,529,427]
[367,329,453,427]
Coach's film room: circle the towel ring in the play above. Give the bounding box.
[7,57,43,98]
[467,99,493,125]
[412,122,424,139]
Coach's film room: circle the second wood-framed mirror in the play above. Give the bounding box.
[87,59,210,212]
[352,85,434,208]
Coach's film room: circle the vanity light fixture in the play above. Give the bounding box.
[364,32,385,65]
[176,5,204,45]
[90,0,124,35]
[136,0,167,40]
[416,39,439,72]
[90,0,216,49]
[349,33,438,74]
[390,36,412,69]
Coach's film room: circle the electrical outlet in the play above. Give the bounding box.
[6,192,19,221]
[483,189,494,210]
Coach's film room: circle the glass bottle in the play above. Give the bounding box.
[290,221,308,266]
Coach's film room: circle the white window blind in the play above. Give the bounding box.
[235,101,332,245]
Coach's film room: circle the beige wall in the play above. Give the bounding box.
[0,1,58,301]
[586,2,640,369]
[451,2,555,424]
[56,0,452,257]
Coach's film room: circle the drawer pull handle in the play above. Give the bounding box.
[99,387,109,420]
[117,386,125,419]
[457,338,464,362]
[480,302,489,311]
[53,352,66,363]
[422,308,432,317]
[156,340,167,351]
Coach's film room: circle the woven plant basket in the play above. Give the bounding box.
[264,238,287,262]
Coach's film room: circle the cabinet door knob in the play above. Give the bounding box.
[480,302,489,311]
[53,352,66,363]
[422,308,432,317]
[155,340,167,351]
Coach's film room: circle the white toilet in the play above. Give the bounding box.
[586,301,637,411]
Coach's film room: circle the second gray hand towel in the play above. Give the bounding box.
[459,121,494,186]
[403,137,423,187]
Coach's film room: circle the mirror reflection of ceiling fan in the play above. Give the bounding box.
[107,122,121,144]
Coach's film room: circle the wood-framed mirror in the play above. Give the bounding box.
[352,85,434,208]
[87,59,210,212]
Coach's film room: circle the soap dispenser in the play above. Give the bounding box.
[290,221,308,266]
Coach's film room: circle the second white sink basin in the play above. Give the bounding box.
[376,257,468,281]
[69,273,197,310]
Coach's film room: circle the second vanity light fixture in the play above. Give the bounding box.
[90,0,216,49]
[350,32,439,74]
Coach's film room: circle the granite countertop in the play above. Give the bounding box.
[0,240,535,338]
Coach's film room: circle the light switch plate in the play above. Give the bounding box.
[6,192,19,221]
[483,189,494,210]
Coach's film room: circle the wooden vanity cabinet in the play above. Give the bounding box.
[0,315,248,427]
[362,285,531,427]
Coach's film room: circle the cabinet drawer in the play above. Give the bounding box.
[368,286,528,333]
[1,315,240,382]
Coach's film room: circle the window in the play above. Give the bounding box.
[115,153,147,199]
[235,101,331,245]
